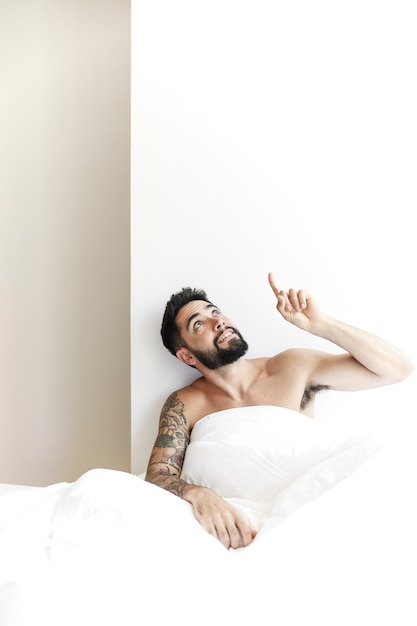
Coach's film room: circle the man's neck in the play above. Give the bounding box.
[198,358,260,402]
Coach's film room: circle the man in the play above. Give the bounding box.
[145,273,413,549]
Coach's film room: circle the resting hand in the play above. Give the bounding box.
[268,272,324,332]
[185,485,256,549]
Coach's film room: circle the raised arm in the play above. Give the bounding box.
[268,273,414,390]
[145,392,256,549]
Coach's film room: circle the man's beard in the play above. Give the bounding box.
[190,328,249,370]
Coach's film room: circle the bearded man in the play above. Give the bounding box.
[145,273,413,549]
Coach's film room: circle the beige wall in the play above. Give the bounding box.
[0,1,131,485]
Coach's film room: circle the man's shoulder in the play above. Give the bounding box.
[172,376,205,398]
[250,350,311,364]
[267,347,324,371]
[162,385,197,408]
[164,379,208,419]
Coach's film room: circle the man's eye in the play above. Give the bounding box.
[194,321,202,329]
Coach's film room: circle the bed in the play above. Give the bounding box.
[1,405,416,626]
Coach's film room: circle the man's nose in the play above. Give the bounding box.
[214,318,226,331]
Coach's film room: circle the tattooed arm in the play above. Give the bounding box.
[145,392,256,549]
[144,392,192,497]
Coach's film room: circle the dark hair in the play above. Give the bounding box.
[161,287,211,356]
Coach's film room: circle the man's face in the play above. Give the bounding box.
[175,300,248,370]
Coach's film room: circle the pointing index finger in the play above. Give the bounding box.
[268,272,280,298]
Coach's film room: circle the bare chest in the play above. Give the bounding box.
[190,369,308,426]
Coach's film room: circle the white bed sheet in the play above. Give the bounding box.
[0,485,36,496]
[0,409,416,626]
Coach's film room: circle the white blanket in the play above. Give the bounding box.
[0,406,415,626]
[181,405,381,532]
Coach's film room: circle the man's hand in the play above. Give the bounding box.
[184,484,257,549]
[268,272,324,332]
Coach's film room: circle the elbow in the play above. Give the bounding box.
[144,469,158,484]
[144,466,156,484]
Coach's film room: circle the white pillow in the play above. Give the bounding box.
[181,406,382,530]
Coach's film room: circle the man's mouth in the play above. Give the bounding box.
[217,329,235,344]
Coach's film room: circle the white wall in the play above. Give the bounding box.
[131,1,416,474]
[0,1,131,485]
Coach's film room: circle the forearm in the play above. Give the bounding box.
[145,466,230,517]
[145,467,197,500]
[145,472,256,549]
[271,279,413,383]
[311,316,413,382]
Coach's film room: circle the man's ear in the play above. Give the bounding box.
[176,347,196,367]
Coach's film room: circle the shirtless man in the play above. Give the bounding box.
[145,273,413,549]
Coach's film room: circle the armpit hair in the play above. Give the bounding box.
[300,384,329,410]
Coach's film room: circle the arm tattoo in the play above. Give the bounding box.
[147,393,191,497]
